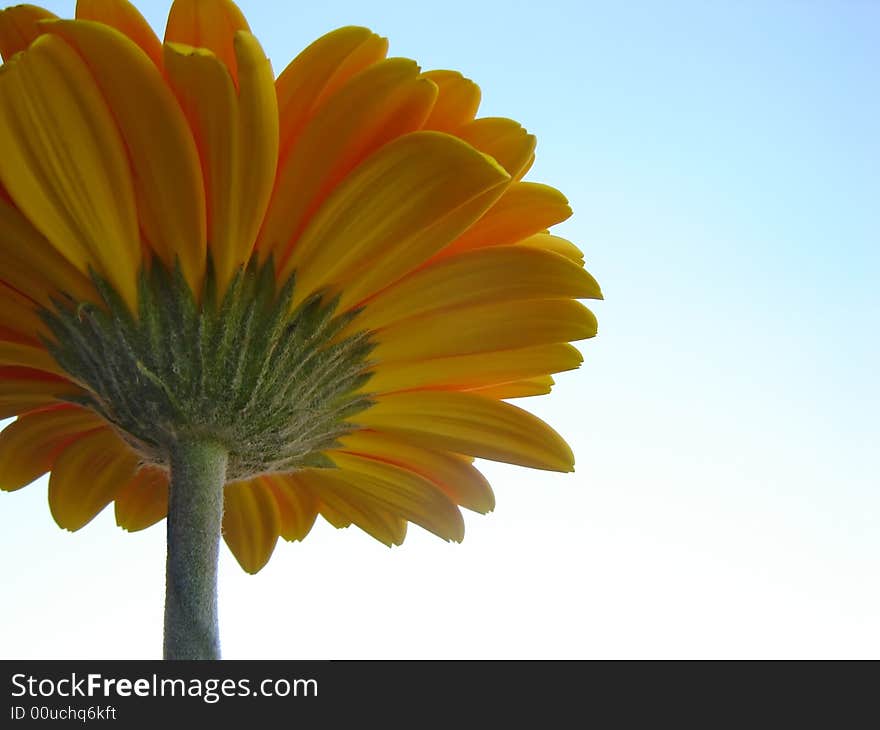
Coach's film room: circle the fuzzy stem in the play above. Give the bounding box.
[163,439,228,660]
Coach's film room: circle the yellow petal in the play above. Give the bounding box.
[422,70,481,132]
[76,0,163,67]
[0,4,56,61]
[275,26,388,159]
[357,245,602,331]
[49,427,138,530]
[0,367,85,419]
[262,473,318,542]
[374,299,597,363]
[357,390,575,472]
[471,375,555,400]
[223,478,280,574]
[441,182,572,257]
[284,131,510,309]
[518,232,585,263]
[260,59,438,268]
[313,474,407,546]
[457,117,536,179]
[366,342,582,393]
[337,430,495,513]
[0,34,140,312]
[0,198,97,309]
[114,465,169,531]
[325,452,465,541]
[164,0,249,84]
[47,20,207,295]
[0,405,105,492]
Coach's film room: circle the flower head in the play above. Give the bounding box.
[0,0,601,575]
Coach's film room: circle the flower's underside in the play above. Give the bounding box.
[0,0,601,573]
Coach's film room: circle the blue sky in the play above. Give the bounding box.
[1,0,877,658]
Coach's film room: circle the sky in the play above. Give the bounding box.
[1,0,878,659]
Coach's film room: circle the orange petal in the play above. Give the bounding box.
[337,430,495,513]
[422,70,481,132]
[0,283,50,342]
[164,0,249,84]
[232,32,278,277]
[0,4,56,61]
[48,20,207,295]
[518,232,585,263]
[260,59,437,268]
[0,339,64,375]
[470,376,555,400]
[262,473,318,542]
[0,198,97,309]
[0,405,105,492]
[223,478,280,574]
[75,0,163,67]
[440,182,572,257]
[163,42,238,287]
[0,367,85,419]
[356,245,601,332]
[373,299,598,362]
[0,33,142,312]
[49,427,138,530]
[322,452,465,542]
[282,131,509,309]
[114,465,169,531]
[164,32,277,295]
[457,117,536,179]
[313,493,352,529]
[165,32,278,296]
[301,469,407,546]
[357,390,575,472]
[365,342,583,394]
[275,26,388,159]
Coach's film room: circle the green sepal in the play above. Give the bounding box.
[40,256,375,480]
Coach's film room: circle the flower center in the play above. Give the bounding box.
[41,258,375,481]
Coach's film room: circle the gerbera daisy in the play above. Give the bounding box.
[0,0,601,659]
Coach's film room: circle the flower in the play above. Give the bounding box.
[0,0,602,579]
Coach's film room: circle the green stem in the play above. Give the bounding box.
[163,439,228,660]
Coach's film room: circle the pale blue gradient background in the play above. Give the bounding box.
[1,0,877,658]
